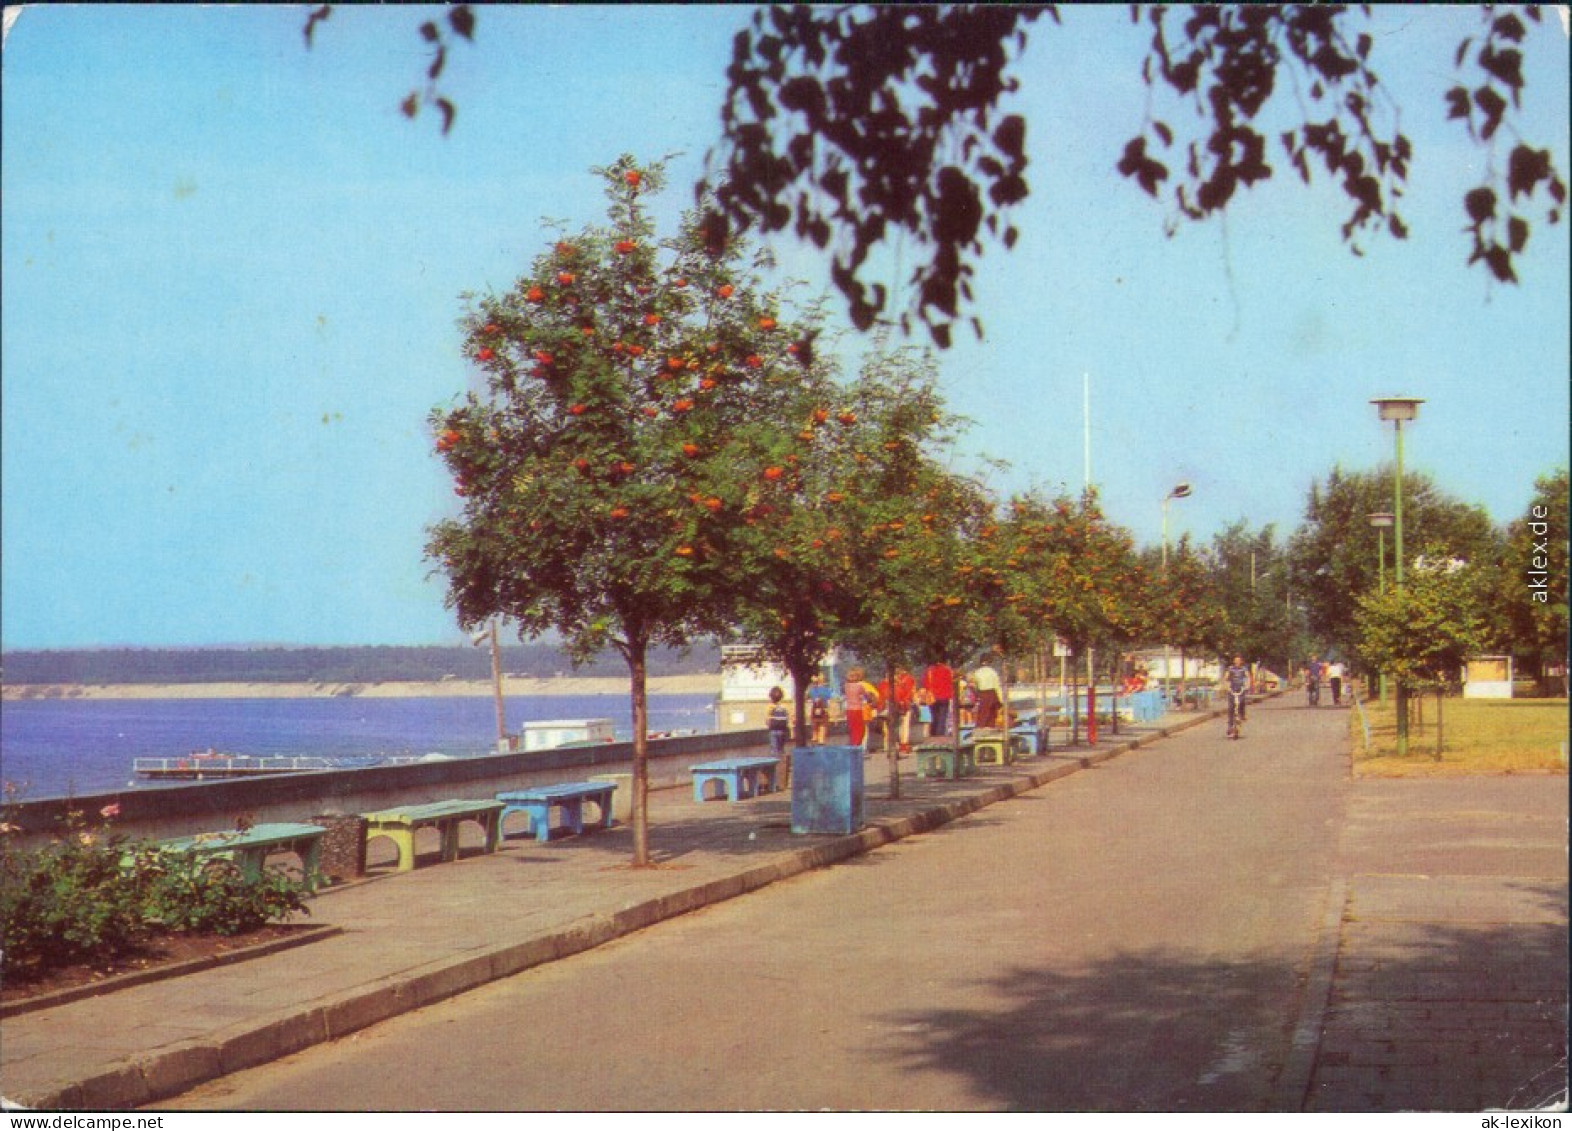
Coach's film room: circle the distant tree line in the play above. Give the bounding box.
[0,642,721,687]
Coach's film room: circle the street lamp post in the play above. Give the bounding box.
[1368,511,1394,706]
[1372,398,1423,756]
[1161,483,1192,709]
[473,621,508,751]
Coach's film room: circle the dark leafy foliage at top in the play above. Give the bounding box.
[701,4,1565,344]
[309,5,1564,342]
[701,5,1051,348]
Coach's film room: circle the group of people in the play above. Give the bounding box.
[764,659,1013,756]
[1213,653,1347,734]
[1304,656,1345,706]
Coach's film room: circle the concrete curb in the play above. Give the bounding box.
[17,713,1227,1110]
[1276,875,1349,1111]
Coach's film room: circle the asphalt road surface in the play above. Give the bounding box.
[165,698,1350,1112]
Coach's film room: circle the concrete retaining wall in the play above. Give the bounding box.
[5,728,780,847]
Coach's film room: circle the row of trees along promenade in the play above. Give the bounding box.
[425,158,1567,868]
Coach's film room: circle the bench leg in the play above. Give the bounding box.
[439,821,462,863]
[233,847,267,883]
[300,840,323,892]
[481,813,501,855]
[563,799,584,837]
[388,829,416,872]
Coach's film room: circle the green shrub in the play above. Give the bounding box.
[0,805,311,980]
[141,854,310,936]
[0,812,153,976]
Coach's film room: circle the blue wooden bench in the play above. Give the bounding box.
[152,822,328,892]
[691,756,781,802]
[362,799,505,872]
[496,781,617,843]
[1011,725,1048,756]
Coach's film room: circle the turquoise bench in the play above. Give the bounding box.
[497,781,616,843]
[691,756,780,802]
[152,822,327,892]
[362,799,505,872]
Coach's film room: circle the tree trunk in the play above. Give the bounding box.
[628,645,652,868]
[1000,658,1012,733]
[1068,655,1081,747]
[785,654,818,788]
[1434,685,1445,762]
[1108,651,1120,735]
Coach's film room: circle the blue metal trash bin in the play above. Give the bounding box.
[790,745,865,835]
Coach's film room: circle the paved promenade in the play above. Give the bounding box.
[1,697,1565,1112]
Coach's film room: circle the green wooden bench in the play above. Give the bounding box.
[915,743,976,780]
[362,799,505,873]
[152,822,328,892]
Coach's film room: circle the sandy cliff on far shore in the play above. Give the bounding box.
[1,674,721,702]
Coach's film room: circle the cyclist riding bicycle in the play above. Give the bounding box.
[1305,656,1323,707]
[1222,655,1251,737]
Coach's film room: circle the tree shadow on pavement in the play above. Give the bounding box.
[875,906,1569,1113]
[876,949,1301,1112]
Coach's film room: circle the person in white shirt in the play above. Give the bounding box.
[971,662,1001,728]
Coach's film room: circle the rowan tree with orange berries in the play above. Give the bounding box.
[427,157,832,866]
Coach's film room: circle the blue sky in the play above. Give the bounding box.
[3,5,1567,650]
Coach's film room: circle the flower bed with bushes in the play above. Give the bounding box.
[0,803,312,986]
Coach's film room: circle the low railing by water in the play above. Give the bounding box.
[133,753,432,780]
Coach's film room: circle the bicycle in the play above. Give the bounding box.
[1226,689,1246,739]
[1306,680,1320,707]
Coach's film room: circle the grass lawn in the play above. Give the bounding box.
[1350,693,1569,777]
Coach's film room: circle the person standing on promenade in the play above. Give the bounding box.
[843,667,880,751]
[1327,659,1345,706]
[923,660,954,737]
[891,667,917,753]
[807,673,834,744]
[972,659,1002,729]
[957,677,976,728]
[766,686,791,758]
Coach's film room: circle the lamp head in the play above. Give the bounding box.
[1168,483,1192,500]
[1372,396,1423,423]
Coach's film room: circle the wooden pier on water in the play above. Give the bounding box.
[133,752,428,781]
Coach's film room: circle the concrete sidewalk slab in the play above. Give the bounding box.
[1300,773,1569,1113]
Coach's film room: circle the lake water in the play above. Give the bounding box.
[0,692,717,801]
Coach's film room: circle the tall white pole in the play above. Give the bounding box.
[1082,373,1091,491]
[1083,373,1095,741]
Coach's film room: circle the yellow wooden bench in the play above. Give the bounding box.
[362,799,505,873]
[966,728,1016,766]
